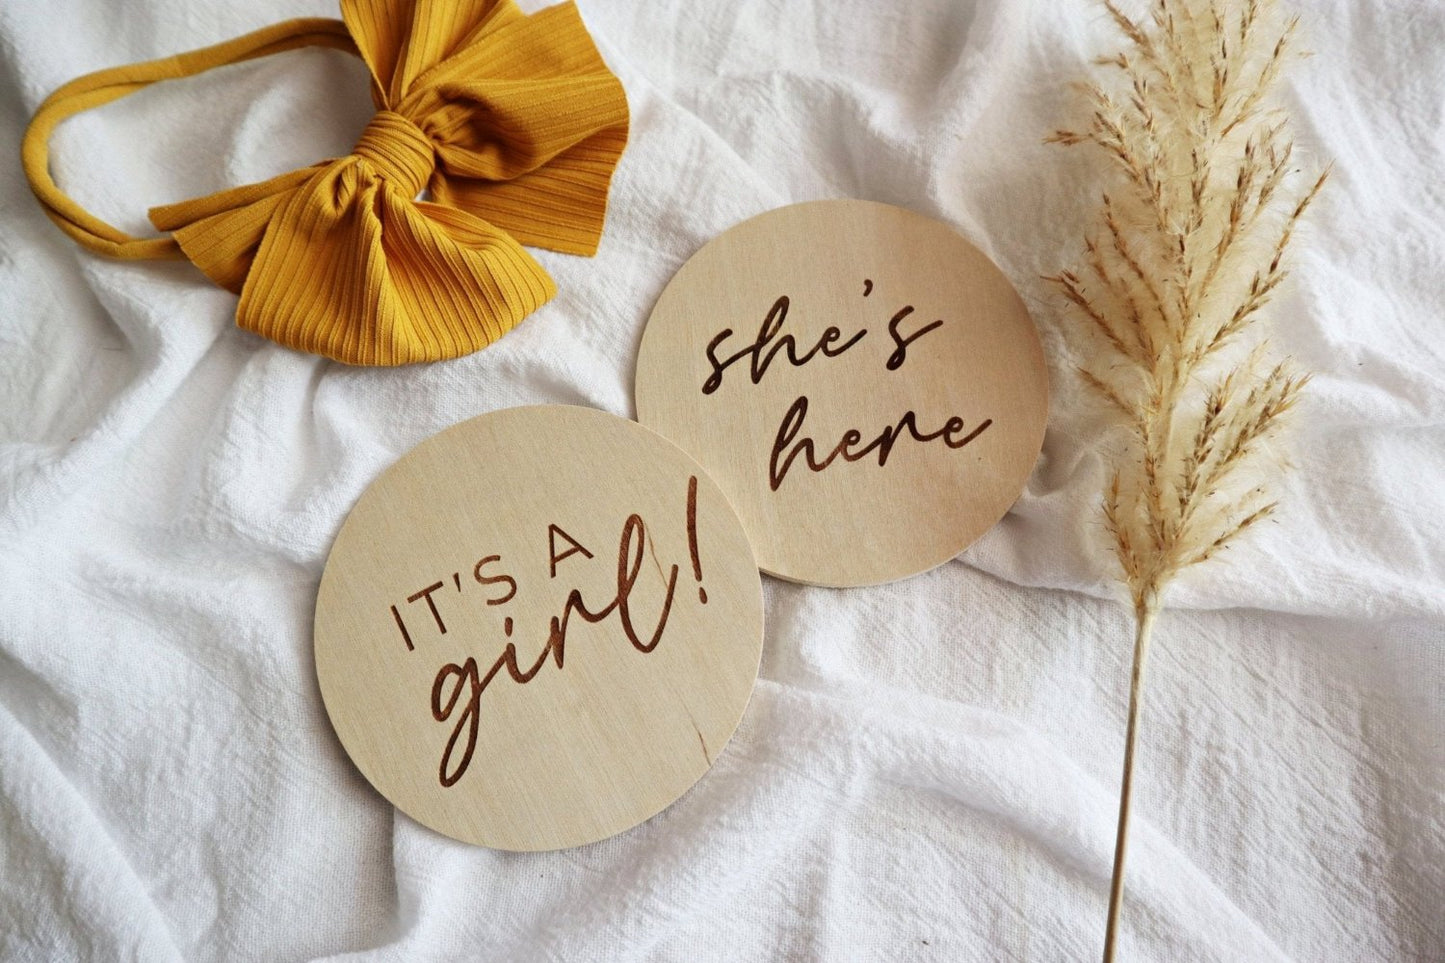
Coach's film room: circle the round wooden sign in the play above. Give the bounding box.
[635,199,1048,587]
[314,406,764,850]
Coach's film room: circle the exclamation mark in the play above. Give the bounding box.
[687,475,708,604]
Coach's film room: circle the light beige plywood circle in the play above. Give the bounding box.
[634,199,1049,588]
[314,405,764,851]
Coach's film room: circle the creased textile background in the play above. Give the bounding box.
[1,0,1441,960]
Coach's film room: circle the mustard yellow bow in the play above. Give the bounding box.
[22,0,629,366]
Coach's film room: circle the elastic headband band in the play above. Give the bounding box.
[22,0,629,366]
[23,19,357,261]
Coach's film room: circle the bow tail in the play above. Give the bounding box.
[232,164,554,365]
[149,167,320,292]
[381,200,557,357]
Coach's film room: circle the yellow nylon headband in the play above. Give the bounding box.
[23,19,358,261]
[22,0,630,366]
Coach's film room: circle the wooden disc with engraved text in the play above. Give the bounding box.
[314,406,764,850]
[635,199,1048,587]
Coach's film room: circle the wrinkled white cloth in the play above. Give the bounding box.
[1,0,1442,960]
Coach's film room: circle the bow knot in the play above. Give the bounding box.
[353,110,434,197]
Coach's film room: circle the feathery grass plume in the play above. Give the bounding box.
[1045,0,1325,958]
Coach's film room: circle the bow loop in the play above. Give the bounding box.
[352,110,435,197]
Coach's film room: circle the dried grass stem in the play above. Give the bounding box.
[1047,0,1322,958]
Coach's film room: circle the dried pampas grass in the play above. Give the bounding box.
[1046,0,1326,958]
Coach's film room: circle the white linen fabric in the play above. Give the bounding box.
[2,0,1441,959]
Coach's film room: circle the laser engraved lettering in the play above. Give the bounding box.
[768,395,993,491]
[548,525,594,578]
[408,582,448,633]
[702,295,866,395]
[473,555,517,605]
[697,284,995,495]
[884,305,944,371]
[428,478,707,789]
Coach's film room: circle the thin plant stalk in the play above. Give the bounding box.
[1046,0,1325,958]
[1103,597,1156,962]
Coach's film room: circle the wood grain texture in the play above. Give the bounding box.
[314,405,764,851]
[635,199,1049,587]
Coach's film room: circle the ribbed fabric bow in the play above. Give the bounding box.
[23,0,629,365]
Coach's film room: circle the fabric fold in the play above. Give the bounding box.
[28,0,628,366]
[153,0,627,365]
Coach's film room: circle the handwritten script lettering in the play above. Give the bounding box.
[702,295,866,395]
[885,305,944,371]
[700,283,993,490]
[768,395,992,491]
